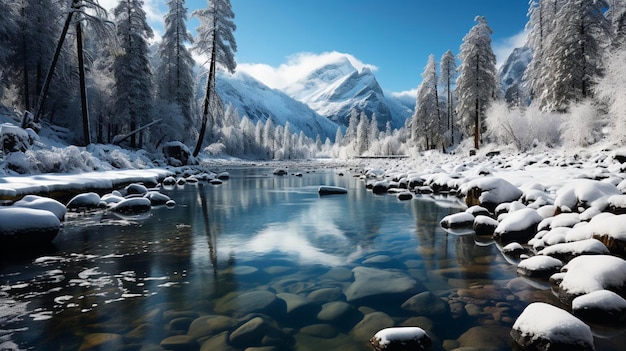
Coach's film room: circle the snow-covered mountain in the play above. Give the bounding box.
[499,46,532,104]
[281,56,410,129]
[216,71,339,140]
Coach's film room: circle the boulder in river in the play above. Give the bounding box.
[511,302,594,351]
[0,207,61,247]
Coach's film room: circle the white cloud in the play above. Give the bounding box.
[237,51,377,90]
[390,89,417,99]
[98,0,164,42]
[493,30,529,68]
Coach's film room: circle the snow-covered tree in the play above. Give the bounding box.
[113,0,155,148]
[524,0,562,102]
[411,54,441,150]
[606,0,626,46]
[356,112,369,155]
[9,0,63,113]
[0,2,19,99]
[538,0,610,111]
[456,16,498,149]
[156,0,196,136]
[192,0,237,156]
[595,48,626,143]
[439,50,457,145]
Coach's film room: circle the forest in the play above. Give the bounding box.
[1,0,626,167]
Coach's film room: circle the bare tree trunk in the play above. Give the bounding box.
[76,19,91,145]
[31,9,74,123]
[193,36,217,157]
[474,98,479,149]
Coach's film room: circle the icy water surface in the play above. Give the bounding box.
[1,167,624,350]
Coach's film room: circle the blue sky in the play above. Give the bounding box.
[103,0,530,94]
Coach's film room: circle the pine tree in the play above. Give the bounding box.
[156,0,195,133]
[524,0,563,102]
[10,0,63,114]
[456,16,497,149]
[356,111,369,155]
[192,0,237,156]
[439,50,457,145]
[0,2,19,99]
[412,54,441,150]
[539,0,610,111]
[606,0,626,46]
[113,0,154,149]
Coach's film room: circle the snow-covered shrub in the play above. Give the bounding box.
[205,142,227,156]
[485,101,562,151]
[560,100,603,148]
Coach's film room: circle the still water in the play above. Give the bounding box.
[1,167,622,350]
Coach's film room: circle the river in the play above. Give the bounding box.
[1,167,623,350]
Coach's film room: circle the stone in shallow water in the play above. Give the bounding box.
[308,287,344,303]
[160,335,198,351]
[344,267,422,306]
[187,315,238,340]
[214,290,286,318]
[351,312,395,344]
[401,291,450,319]
[299,324,339,339]
[276,292,321,322]
[228,316,268,347]
[199,331,238,351]
[457,325,511,350]
[78,333,122,351]
[317,301,363,331]
[320,267,353,281]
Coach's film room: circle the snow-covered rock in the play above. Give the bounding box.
[144,191,171,206]
[554,254,626,304]
[440,212,474,229]
[0,207,61,246]
[538,239,609,262]
[0,123,31,153]
[12,195,66,221]
[473,215,498,236]
[554,179,621,213]
[162,141,193,166]
[517,256,563,278]
[372,181,390,195]
[493,208,543,244]
[124,183,149,196]
[588,213,626,257]
[66,192,102,211]
[318,186,348,195]
[110,197,152,214]
[572,290,626,325]
[370,327,432,351]
[463,177,523,211]
[511,302,594,351]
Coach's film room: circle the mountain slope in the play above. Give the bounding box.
[499,46,532,104]
[216,71,339,140]
[282,56,408,130]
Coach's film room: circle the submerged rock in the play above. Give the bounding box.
[344,267,422,306]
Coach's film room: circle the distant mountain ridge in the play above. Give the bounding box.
[215,56,413,140]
